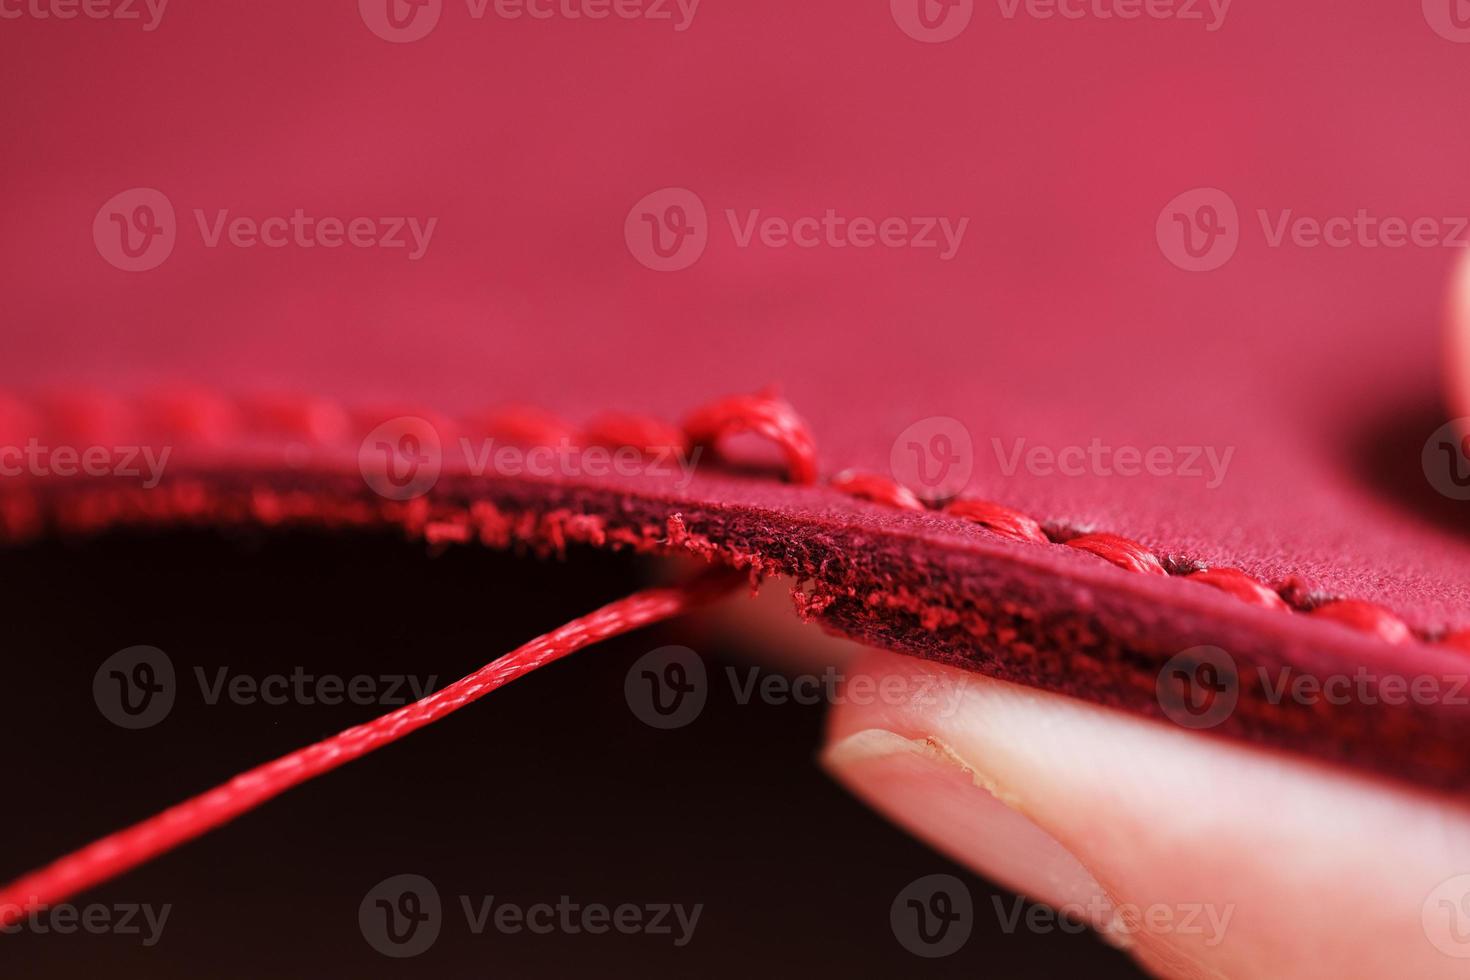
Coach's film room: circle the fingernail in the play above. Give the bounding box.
[823,728,1119,934]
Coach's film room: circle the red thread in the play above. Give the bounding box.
[36,391,133,444]
[138,389,239,444]
[582,412,689,455]
[1186,567,1289,611]
[0,571,740,926]
[1065,533,1168,576]
[239,395,351,445]
[355,404,458,443]
[1443,630,1470,652]
[0,394,41,446]
[830,471,926,511]
[944,498,1050,545]
[466,406,578,447]
[1309,599,1414,645]
[682,392,819,485]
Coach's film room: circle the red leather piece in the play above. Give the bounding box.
[5,2,1470,789]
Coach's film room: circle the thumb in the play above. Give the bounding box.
[822,647,1470,979]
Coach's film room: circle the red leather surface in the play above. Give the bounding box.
[5,2,1470,783]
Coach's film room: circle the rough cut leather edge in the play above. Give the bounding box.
[8,461,1470,794]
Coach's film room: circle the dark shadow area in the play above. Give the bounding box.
[1350,399,1470,543]
[0,530,1140,978]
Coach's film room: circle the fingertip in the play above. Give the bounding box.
[821,647,1470,979]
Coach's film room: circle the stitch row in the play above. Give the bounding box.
[5,387,1467,650]
[821,472,1466,652]
[692,393,1468,652]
